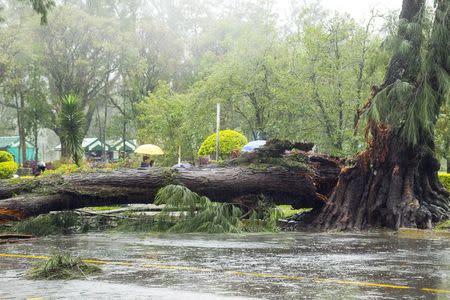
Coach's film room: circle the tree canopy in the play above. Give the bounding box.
[0,0,448,168]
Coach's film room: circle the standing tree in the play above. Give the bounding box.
[58,95,85,166]
[39,6,119,157]
[309,0,450,230]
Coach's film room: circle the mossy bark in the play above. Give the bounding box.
[0,155,341,222]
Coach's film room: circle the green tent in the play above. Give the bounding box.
[0,136,35,163]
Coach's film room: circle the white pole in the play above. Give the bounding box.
[215,103,220,161]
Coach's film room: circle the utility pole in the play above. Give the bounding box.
[215,103,220,161]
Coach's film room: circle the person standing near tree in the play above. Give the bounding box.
[140,156,150,168]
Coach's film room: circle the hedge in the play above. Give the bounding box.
[439,172,450,191]
[0,161,18,179]
[0,151,14,163]
[198,129,248,158]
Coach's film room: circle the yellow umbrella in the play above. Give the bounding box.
[134,144,164,155]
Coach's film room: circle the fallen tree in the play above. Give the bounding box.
[0,150,342,222]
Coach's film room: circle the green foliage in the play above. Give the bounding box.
[0,150,16,179]
[435,103,449,167]
[1,212,81,236]
[244,208,284,232]
[58,95,86,166]
[136,82,189,165]
[0,161,18,179]
[198,129,248,158]
[114,215,173,233]
[435,219,450,231]
[22,0,55,24]
[88,205,125,211]
[155,185,243,233]
[0,1,391,159]
[27,252,101,280]
[0,151,14,162]
[43,163,90,176]
[277,205,312,218]
[7,175,34,184]
[439,172,450,191]
[365,0,449,146]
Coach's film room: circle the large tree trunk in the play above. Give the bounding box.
[0,153,341,222]
[303,0,450,231]
[307,131,450,230]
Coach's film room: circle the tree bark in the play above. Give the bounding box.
[0,154,341,222]
[302,0,450,231]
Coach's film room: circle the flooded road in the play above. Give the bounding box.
[1,231,449,299]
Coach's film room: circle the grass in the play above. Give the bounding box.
[435,220,450,231]
[6,176,34,184]
[27,252,102,280]
[277,205,312,218]
[87,205,126,211]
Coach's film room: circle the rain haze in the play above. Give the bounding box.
[0,0,449,299]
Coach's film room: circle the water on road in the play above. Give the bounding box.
[0,231,449,299]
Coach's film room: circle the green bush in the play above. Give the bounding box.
[0,161,18,179]
[439,172,450,191]
[198,129,248,158]
[0,151,14,163]
[43,163,92,176]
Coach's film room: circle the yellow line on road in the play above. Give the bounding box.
[0,253,48,260]
[314,278,411,290]
[142,264,212,272]
[1,252,449,295]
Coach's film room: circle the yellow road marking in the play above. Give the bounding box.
[82,259,132,266]
[143,264,212,272]
[314,278,411,290]
[0,253,48,260]
[1,252,449,295]
[421,288,450,294]
[230,271,305,280]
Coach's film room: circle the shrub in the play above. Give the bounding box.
[439,172,450,191]
[198,129,248,158]
[43,163,92,176]
[0,151,14,163]
[58,94,85,166]
[0,161,18,179]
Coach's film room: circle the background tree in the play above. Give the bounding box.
[436,103,450,172]
[136,82,188,164]
[38,5,119,157]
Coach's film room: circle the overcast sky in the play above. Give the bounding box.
[274,0,403,23]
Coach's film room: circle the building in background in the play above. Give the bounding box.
[0,136,35,164]
[108,139,137,160]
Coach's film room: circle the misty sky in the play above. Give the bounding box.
[275,0,403,22]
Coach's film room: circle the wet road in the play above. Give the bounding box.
[0,231,449,299]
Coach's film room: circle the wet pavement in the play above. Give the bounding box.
[0,231,449,299]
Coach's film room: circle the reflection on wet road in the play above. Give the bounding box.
[1,232,449,299]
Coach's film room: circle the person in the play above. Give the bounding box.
[33,161,46,176]
[140,156,150,168]
[149,160,155,167]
